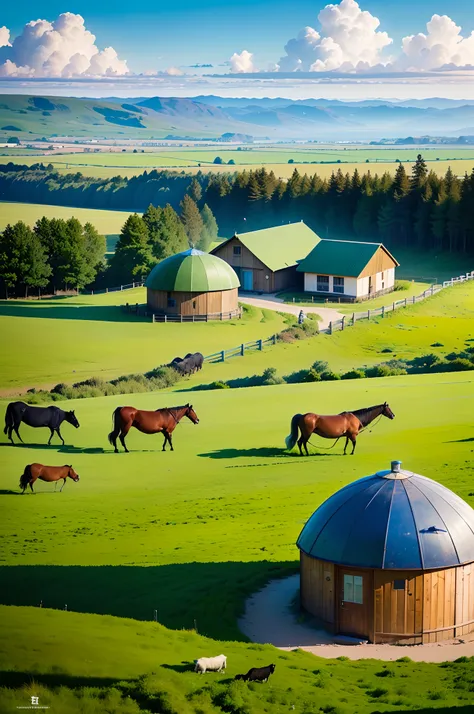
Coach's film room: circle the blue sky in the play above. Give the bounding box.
[2,0,474,72]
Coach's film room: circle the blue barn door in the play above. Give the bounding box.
[242,269,253,291]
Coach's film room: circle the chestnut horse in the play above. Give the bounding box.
[285,402,395,456]
[20,463,80,493]
[108,404,199,453]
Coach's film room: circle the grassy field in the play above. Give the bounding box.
[0,201,135,234]
[0,372,473,711]
[0,294,286,391]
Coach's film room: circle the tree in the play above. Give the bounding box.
[108,214,153,283]
[180,194,204,247]
[23,231,51,297]
[188,178,202,204]
[143,204,188,260]
[410,154,428,192]
[213,156,223,164]
[83,223,106,279]
[0,222,26,298]
[199,203,218,251]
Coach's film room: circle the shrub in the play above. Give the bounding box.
[436,358,474,373]
[381,347,393,353]
[51,382,69,395]
[311,360,329,373]
[304,369,322,382]
[284,369,310,384]
[341,369,364,380]
[394,280,409,291]
[365,364,406,378]
[209,381,230,390]
[430,341,444,347]
[262,367,283,385]
[320,371,340,381]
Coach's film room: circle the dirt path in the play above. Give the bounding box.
[238,575,474,662]
[238,294,343,331]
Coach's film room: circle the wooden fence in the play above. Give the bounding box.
[151,307,242,323]
[88,281,144,296]
[204,334,278,363]
[326,270,474,335]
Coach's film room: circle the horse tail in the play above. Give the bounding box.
[4,402,13,435]
[108,407,123,446]
[20,465,31,489]
[285,414,302,451]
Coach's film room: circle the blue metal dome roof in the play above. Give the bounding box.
[297,461,474,570]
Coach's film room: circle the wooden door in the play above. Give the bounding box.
[242,270,253,291]
[337,567,372,639]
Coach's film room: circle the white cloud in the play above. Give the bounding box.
[0,26,11,48]
[164,66,183,76]
[278,0,392,72]
[0,13,129,77]
[400,15,474,70]
[230,50,255,73]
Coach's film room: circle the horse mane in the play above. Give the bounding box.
[347,404,385,426]
[159,405,189,413]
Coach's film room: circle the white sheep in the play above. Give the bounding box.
[194,654,227,674]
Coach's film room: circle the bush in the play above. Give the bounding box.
[311,360,329,374]
[365,364,406,378]
[430,341,444,347]
[341,369,365,380]
[435,358,474,373]
[51,382,69,395]
[320,371,340,381]
[262,367,283,385]
[381,347,393,353]
[394,280,410,291]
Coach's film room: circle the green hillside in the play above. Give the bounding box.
[0,201,134,234]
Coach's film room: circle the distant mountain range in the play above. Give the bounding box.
[1,94,474,141]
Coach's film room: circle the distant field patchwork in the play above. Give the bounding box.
[0,201,136,234]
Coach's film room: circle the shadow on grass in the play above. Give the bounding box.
[161,663,194,674]
[0,303,147,324]
[445,437,474,443]
[0,561,298,642]
[0,489,22,496]
[199,447,343,460]
[0,442,105,455]
[0,670,123,690]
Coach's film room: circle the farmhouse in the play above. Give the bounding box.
[211,222,320,293]
[297,460,474,645]
[145,248,240,320]
[297,239,399,301]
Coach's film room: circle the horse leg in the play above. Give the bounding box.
[29,480,35,493]
[167,432,174,452]
[13,423,23,443]
[119,426,130,453]
[7,425,14,444]
[56,426,65,445]
[351,436,357,455]
[297,436,304,456]
[343,437,349,455]
[48,427,55,445]
[162,431,168,451]
[60,478,66,492]
[303,437,310,456]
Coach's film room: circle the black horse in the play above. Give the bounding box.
[4,401,80,445]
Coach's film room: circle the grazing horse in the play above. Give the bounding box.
[108,403,199,453]
[171,352,204,376]
[285,402,395,456]
[19,463,80,493]
[4,401,80,445]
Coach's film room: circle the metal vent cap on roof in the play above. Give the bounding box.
[297,460,474,571]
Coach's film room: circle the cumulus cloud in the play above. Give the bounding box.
[230,50,255,73]
[400,14,474,70]
[0,12,129,77]
[278,0,392,72]
[0,26,11,48]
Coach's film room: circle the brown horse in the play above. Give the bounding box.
[108,404,199,453]
[285,402,395,456]
[20,463,80,493]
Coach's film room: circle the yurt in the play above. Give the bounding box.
[297,460,474,644]
[145,248,240,320]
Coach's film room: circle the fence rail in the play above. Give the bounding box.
[151,308,242,323]
[204,335,278,363]
[327,270,474,335]
[88,281,144,296]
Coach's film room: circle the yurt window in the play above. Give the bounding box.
[343,574,363,604]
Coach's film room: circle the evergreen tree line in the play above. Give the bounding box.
[1,156,473,254]
[0,193,218,297]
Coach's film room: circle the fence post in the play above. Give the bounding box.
[273,334,277,345]
[412,296,415,305]
[152,314,155,323]
[220,312,223,320]
[221,350,225,362]
[368,310,370,320]
[258,339,263,350]
[106,288,108,293]
[392,302,395,312]
[121,285,123,291]
[164,314,167,323]
[329,321,332,334]
[382,305,385,318]
[352,312,356,326]
[241,343,245,356]
[404,298,407,307]
[431,285,434,295]
[341,316,345,330]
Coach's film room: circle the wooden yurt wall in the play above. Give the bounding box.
[147,288,238,316]
[300,552,335,626]
[374,570,424,644]
[455,562,474,638]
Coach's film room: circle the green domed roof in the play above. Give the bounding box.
[146,249,240,292]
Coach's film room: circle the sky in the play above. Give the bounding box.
[0,0,473,99]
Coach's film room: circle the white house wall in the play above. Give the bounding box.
[374,267,395,292]
[304,273,357,297]
[357,276,369,297]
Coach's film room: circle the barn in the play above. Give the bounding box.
[297,460,474,644]
[211,222,320,293]
[145,248,240,320]
[296,239,399,301]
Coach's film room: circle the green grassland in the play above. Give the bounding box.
[0,201,135,234]
[0,372,473,711]
[0,294,286,391]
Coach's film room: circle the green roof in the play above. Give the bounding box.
[217,222,321,272]
[296,239,398,277]
[146,249,240,292]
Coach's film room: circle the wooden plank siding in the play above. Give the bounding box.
[147,288,238,317]
[358,246,398,279]
[300,552,335,626]
[456,563,474,638]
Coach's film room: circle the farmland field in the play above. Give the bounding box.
[0,201,135,234]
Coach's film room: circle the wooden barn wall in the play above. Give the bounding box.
[359,247,397,279]
[300,552,335,625]
[213,237,274,293]
[274,266,300,292]
[374,570,424,644]
[147,289,238,316]
[422,568,456,643]
[455,562,474,638]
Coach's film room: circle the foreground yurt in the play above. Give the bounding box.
[145,248,240,320]
[297,460,474,644]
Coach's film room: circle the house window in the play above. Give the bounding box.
[343,574,363,604]
[192,300,196,309]
[381,272,384,280]
[317,275,329,292]
[167,291,176,308]
[393,579,406,591]
[333,277,344,294]
[233,245,241,256]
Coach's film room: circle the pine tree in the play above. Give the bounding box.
[410,154,428,192]
[188,178,202,204]
[392,164,409,199]
[180,194,204,247]
[23,231,51,297]
[83,223,106,278]
[199,204,218,251]
[143,204,188,260]
[109,214,153,283]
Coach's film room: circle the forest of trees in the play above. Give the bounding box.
[1,156,473,256]
[0,193,218,297]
